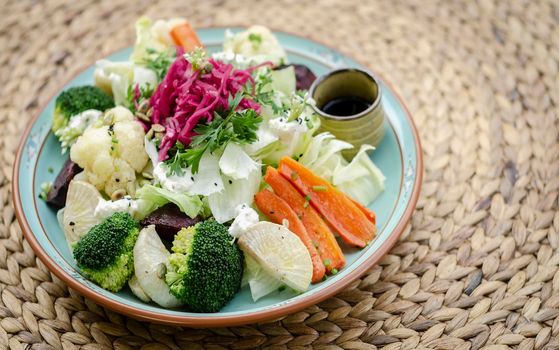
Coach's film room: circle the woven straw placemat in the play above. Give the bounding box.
[1,0,558,349]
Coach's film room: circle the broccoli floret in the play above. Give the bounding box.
[73,212,139,292]
[52,86,114,147]
[165,220,244,312]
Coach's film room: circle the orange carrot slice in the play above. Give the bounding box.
[278,157,377,247]
[264,167,345,272]
[349,197,376,225]
[254,190,325,283]
[170,23,203,51]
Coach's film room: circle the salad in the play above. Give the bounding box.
[43,17,386,313]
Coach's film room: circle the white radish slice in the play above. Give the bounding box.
[238,222,312,292]
[133,225,183,308]
[63,180,102,248]
[128,275,151,303]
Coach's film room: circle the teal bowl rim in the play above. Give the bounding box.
[12,27,423,327]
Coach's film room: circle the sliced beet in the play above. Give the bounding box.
[46,158,82,209]
[274,63,317,91]
[140,204,202,241]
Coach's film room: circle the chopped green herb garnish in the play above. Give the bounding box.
[47,167,54,174]
[323,259,331,266]
[165,93,262,174]
[303,194,311,208]
[253,70,286,114]
[184,47,211,72]
[277,285,286,292]
[248,33,262,46]
[331,268,338,275]
[39,181,52,201]
[143,48,176,82]
[312,185,328,192]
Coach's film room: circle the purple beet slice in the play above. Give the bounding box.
[46,158,82,209]
[141,204,202,241]
[274,64,317,91]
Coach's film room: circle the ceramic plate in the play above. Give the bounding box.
[13,28,423,327]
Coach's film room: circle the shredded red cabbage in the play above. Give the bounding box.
[149,53,266,160]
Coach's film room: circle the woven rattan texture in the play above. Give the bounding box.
[1,0,559,349]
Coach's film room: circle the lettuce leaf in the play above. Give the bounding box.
[270,66,296,96]
[188,153,224,196]
[136,185,203,219]
[243,254,283,301]
[208,164,261,223]
[219,142,260,180]
[299,132,352,181]
[94,60,157,105]
[332,145,386,205]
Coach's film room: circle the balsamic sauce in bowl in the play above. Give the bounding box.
[321,96,372,117]
[309,68,386,156]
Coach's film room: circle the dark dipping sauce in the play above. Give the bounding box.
[320,96,372,117]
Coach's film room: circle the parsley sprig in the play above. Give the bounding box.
[166,93,262,174]
[143,48,176,82]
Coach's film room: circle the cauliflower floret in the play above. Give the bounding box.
[70,107,149,197]
[223,26,287,65]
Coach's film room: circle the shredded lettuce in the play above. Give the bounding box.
[299,133,385,205]
[208,164,261,223]
[135,184,203,219]
[333,145,385,205]
[270,66,296,96]
[299,132,352,181]
[188,153,224,196]
[243,254,283,301]
[94,60,157,105]
[219,143,260,180]
[144,136,159,167]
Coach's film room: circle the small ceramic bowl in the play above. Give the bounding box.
[310,68,385,158]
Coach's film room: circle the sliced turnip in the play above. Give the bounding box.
[133,225,183,308]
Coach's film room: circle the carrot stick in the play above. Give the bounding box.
[264,167,345,272]
[254,190,325,283]
[349,197,376,225]
[170,23,203,51]
[278,157,377,248]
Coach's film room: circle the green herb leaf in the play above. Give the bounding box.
[143,48,176,82]
[164,92,262,174]
[304,194,311,208]
[39,181,52,201]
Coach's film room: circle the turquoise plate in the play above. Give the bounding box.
[13,28,423,327]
